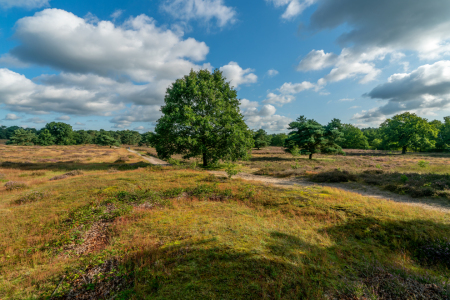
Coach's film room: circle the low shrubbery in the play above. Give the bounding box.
[49,170,83,181]
[13,191,48,205]
[4,181,28,191]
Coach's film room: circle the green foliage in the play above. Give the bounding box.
[73,130,94,144]
[253,129,271,149]
[380,112,438,153]
[118,130,142,145]
[285,116,344,159]
[224,163,241,179]
[9,128,37,145]
[139,132,154,147]
[45,122,75,145]
[269,133,288,146]
[95,132,120,147]
[339,124,369,149]
[400,175,409,183]
[152,69,254,167]
[36,129,55,146]
[418,160,429,168]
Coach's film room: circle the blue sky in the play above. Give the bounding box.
[1,0,450,132]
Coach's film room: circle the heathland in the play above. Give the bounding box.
[1,144,450,299]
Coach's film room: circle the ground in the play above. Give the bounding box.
[1,144,450,299]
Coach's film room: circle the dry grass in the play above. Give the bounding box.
[0,145,450,299]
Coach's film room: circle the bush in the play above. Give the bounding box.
[114,156,130,163]
[49,170,83,180]
[311,170,356,183]
[4,181,28,191]
[417,239,450,268]
[225,163,241,179]
[13,191,48,205]
[418,160,430,168]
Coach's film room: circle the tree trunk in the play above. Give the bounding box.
[402,146,407,154]
[309,153,313,159]
[203,152,208,167]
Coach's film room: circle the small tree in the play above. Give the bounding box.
[152,69,254,167]
[270,133,288,146]
[284,116,344,159]
[37,129,55,146]
[139,132,154,147]
[95,132,120,148]
[339,124,369,149]
[74,130,94,145]
[9,128,37,145]
[119,130,142,145]
[45,122,74,145]
[253,129,271,149]
[380,112,437,154]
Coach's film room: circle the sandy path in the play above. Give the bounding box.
[127,149,450,213]
[127,149,171,166]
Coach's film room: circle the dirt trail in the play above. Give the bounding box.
[127,149,450,214]
[127,149,171,166]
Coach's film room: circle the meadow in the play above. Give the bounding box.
[1,144,450,299]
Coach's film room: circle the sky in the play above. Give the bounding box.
[1,0,450,133]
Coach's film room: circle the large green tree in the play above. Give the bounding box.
[119,130,142,145]
[253,129,271,150]
[139,132,154,147]
[285,116,344,159]
[380,112,438,154]
[95,131,120,147]
[339,124,369,149]
[152,69,254,167]
[37,129,55,146]
[45,122,74,145]
[9,128,37,145]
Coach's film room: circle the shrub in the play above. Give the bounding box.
[31,171,46,176]
[417,239,450,268]
[114,156,130,163]
[49,175,69,181]
[400,174,409,183]
[311,170,356,183]
[4,181,28,191]
[418,160,429,168]
[13,191,48,205]
[49,170,83,180]
[225,163,241,179]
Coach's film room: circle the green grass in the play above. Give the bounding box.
[1,164,450,299]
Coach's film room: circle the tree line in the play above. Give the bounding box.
[3,69,450,165]
[1,122,154,147]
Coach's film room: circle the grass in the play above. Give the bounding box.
[0,145,450,299]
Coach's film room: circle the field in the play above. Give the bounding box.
[1,144,450,299]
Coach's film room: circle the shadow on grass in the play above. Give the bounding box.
[0,161,151,171]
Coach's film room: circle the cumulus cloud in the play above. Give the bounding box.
[0,0,49,9]
[267,69,279,77]
[56,115,70,120]
[262,81,316,107]
[110,9,123,21]
[110,105,162,128]
[240,99,291,132]
[299,48,387,86]
[308,0,450,59]
[133,126,145,131]
[161,0,236,27]
[353,60,450,123]
[339,98,354,102]
[219,62,257,87]
[9,9,209,82]
[263,93,295,106]
[74,122,85,126]
[266,0,316,20]
[278,81,316,94]
[23,117,46,124]
[4,113,20,120]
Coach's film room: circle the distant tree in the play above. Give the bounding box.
[9,128,37,145]
[253,129,271,149]
[380,112,438,154]
[285,116,344,159]
[270,133,288,147]
[339,124,369,149]
[74,130,93,145]
[119,130,142,145]
[37,129,55,146]
[45,122,75,145]
[95,132,120,147]
[139,132,154,147]
[151,69,254,167]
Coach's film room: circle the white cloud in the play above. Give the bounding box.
[240,100,291,132]
[266,0,316,20]
[297,49,337,71]
[339,98,354,102]
[10,9,209,83]
[349,106,361,109]
[56,115,70,120]
[4,113,20,120]
[24,117,46,124]
[133,126,145,131]
[267,69,279,77]
[110,105,162,128]
[240,99,259,109]
[219,62,257,87]
[0,0,49,9]
[354,60,450,123]
[74,122,85,126]
[161,0,236,27]
[278,81,316,94]
[263,93,295,106]
[110,9,123,21]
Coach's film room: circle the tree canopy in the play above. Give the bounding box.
[253,129,271,149]
[285,116,344,159]
[380,112,438,154]
[151,69,254,167]
[45,122,74,145]
[9,128,37,146]
[339,124,369,149]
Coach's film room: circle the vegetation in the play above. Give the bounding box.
[0,145,449,299]
[253,129,271,149]
[285,116,344,159]
[151,69,254,167]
